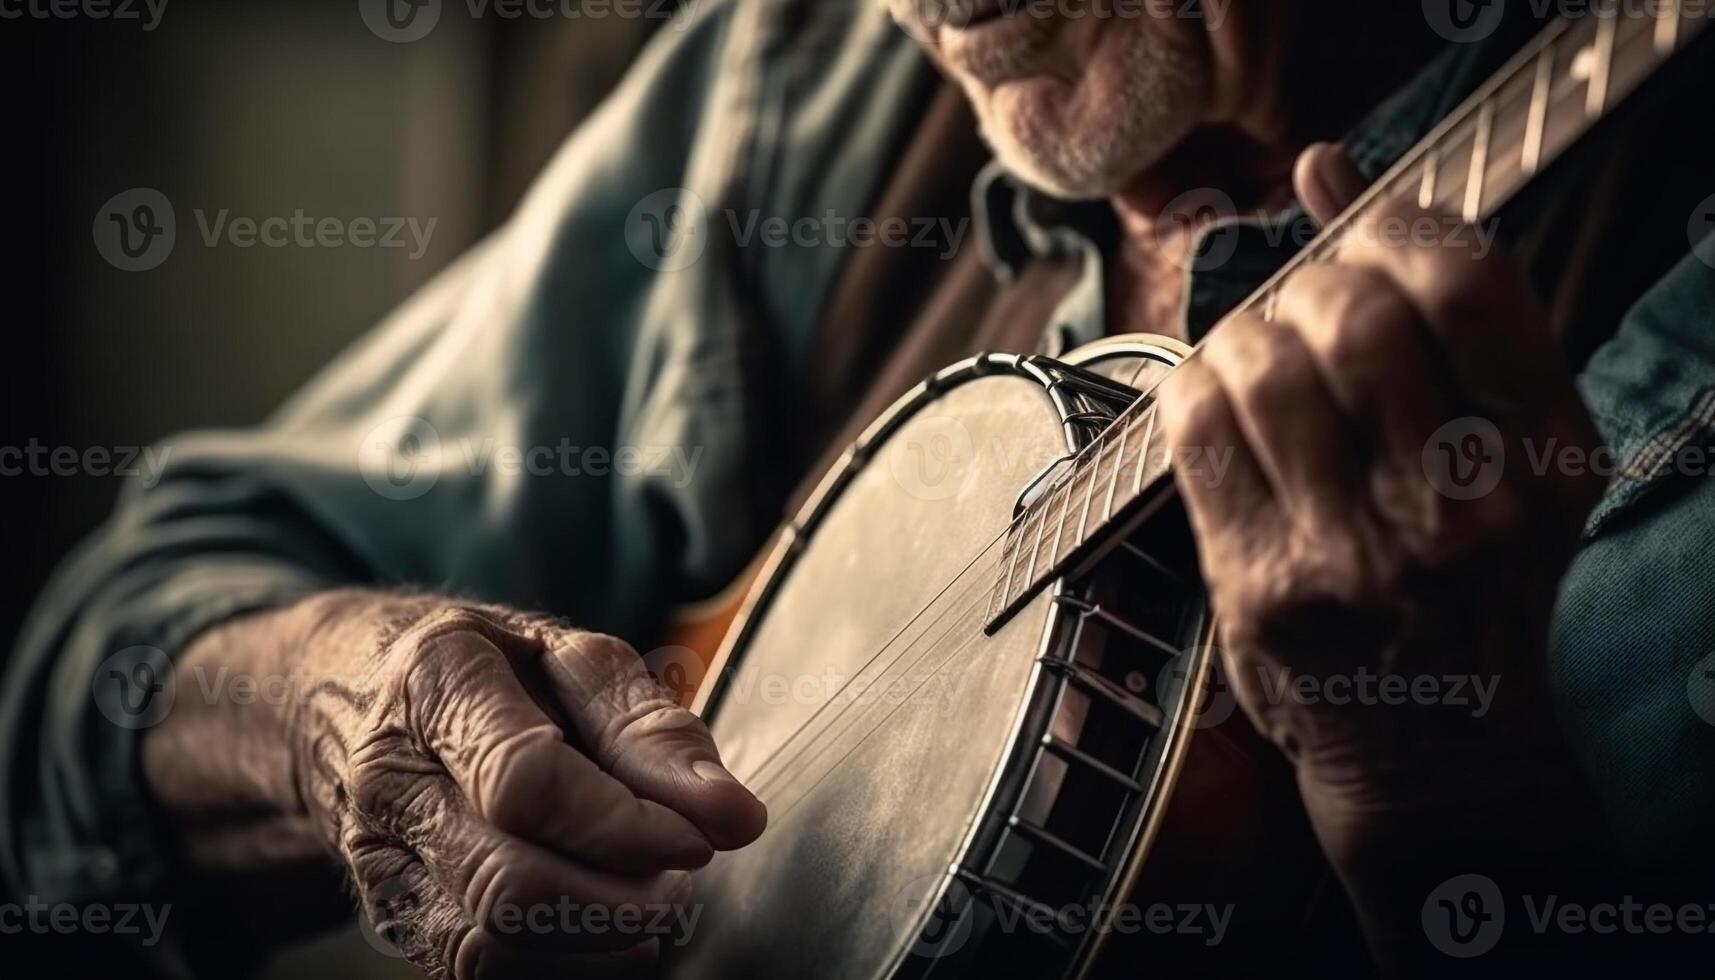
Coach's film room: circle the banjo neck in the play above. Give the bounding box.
[983,2,1710,635]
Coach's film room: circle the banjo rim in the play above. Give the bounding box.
[692,335,1215,980]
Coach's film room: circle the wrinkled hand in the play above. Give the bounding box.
[286,594,766,979]
[1157,146,1605,858]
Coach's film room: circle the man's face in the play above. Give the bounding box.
[887,0,1219,200]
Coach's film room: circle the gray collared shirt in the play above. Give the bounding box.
[6,0,1715,942]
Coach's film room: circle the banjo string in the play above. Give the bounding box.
[729,12,1659,815]
[748,574,1000,804]
[741,387,1169,797]
[743,538,1011,794]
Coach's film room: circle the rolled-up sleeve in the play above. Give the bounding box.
[0,0,766,909]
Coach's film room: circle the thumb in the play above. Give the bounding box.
[1293,141,1370,227]
[542,631,768,851]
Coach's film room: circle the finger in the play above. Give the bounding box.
[1275,263,1455,463]
[1156,357,1278,551]
[1199,310,1363,529]
[400,615,715,873]
[409,775,696,954]
[1334,199,1565,419]
[1294,142,1369,227]
[542,631,767,851]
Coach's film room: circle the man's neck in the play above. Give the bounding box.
[1100,8,1447,341]
[1103,126,1304,342]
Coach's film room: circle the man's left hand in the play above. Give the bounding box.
[1157,146,1607,881]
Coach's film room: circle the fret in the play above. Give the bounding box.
[1101,414,1131,523]
[1073,448,1101,553]
[1131,404,1158,496]
[1522,44,1554,175]
[1020,492,1052,589]
[1463,100,1493,224]
[1426,129,1477,219]
[1656,0,1681,54]
[1539,35,1603,189]
[1610,3,1674,94]
[1480,67,1534,201]
[1004,505,1041,601]
[1588,4,1619,116]
[986,5,1714,638]
[1046,476,1073,571]
[991,519,1022,619]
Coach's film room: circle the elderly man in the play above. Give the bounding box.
[6,1,1714,976]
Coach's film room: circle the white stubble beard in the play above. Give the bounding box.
[961,25,1213,201]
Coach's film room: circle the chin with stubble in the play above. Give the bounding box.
[887,1,1216,200]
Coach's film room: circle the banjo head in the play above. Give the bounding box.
[671,342,1219,979]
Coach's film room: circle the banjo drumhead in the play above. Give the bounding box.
[676,372,1070,979]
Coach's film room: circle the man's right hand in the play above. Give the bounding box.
[143,590,766,979]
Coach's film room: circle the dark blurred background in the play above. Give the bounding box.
[0,1,666,973]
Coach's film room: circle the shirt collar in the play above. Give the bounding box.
[969,9,1557,344]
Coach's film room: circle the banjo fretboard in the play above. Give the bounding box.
[985,1,1710,633]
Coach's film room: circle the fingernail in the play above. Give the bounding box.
[692,760,740,786]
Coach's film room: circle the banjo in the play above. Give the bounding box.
[662,7,1712,977]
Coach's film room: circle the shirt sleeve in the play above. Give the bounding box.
[0,0,758,911]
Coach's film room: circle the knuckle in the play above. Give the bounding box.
[554,631,651,713]
[346,733,424,824]
[392,607,511,674]
[396,613,500,702]
[1317,271,1416,369]
[1158,366,1227,445]
[594,696,705,769]
[1219,328,1310,411]
[561,630,643,670]
[475,726,564,836]
[398,618,517,746]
